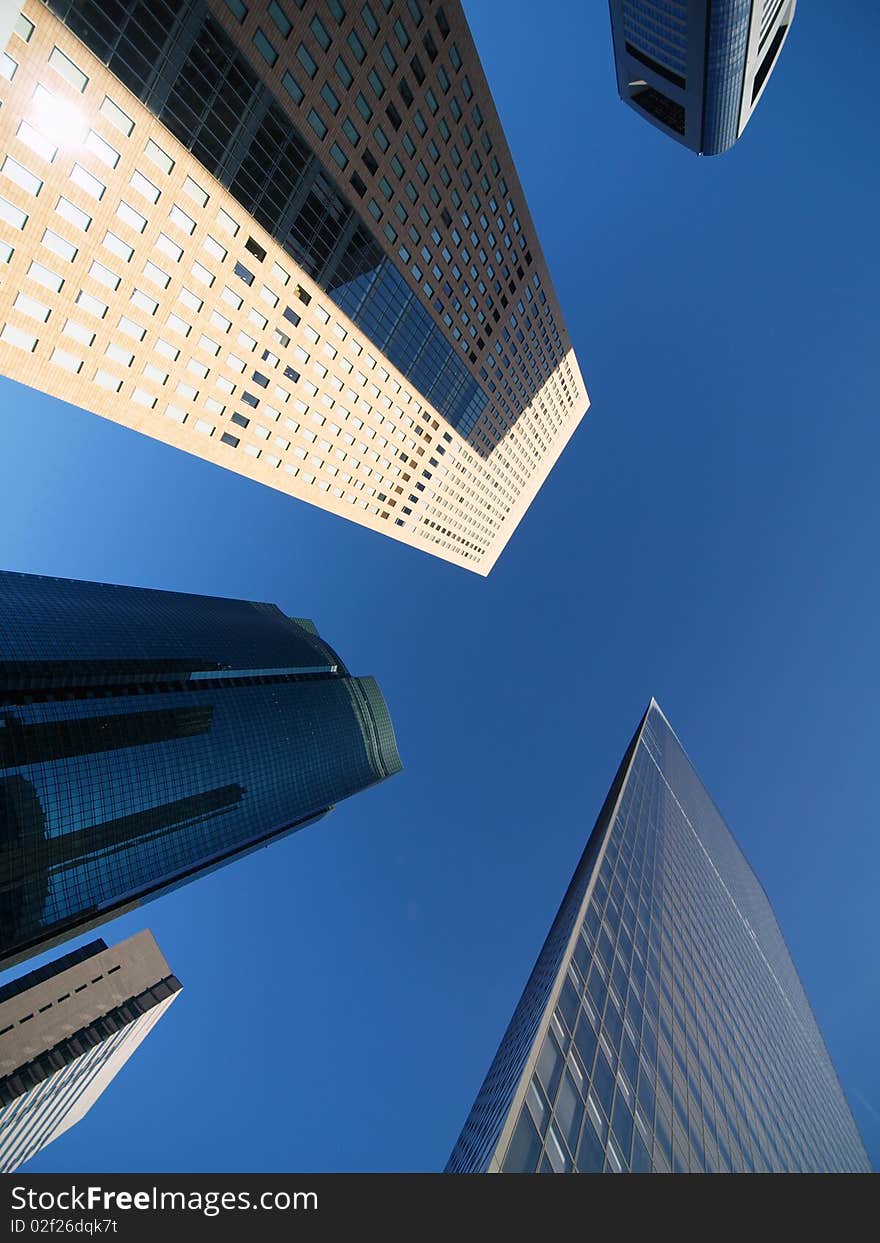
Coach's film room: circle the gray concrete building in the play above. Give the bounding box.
[0,930,180,1171]
[608,0,796,155]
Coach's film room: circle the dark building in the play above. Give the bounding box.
[0,569,401,972]
[608,1,796,155]
[447,700,870,1173]
[0,930,180,1171]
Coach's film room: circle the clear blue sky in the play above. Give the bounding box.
[2,1,878,1172]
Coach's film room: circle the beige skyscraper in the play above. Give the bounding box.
[0,0,588,574]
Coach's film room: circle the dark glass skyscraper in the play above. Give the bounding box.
[608,1,797,155]
[447,700,869,1174]
[0,569,401,972]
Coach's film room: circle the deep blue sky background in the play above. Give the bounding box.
[2,1,878,1172]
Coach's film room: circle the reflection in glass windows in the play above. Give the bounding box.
[448,702,870,1174]
[0,570,401,973]
[45,0,489,436]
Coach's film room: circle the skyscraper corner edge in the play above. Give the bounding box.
[608,0,797,157]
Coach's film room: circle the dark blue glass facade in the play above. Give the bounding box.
[0,570,401,973]
[620,0,688,79]
[448,702,869,1173]
[45,0,489,435]
[701,0,752,156]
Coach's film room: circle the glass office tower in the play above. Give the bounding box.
[0,1,588,574]
[0,930,180,1171]
[608,1,797,155]
[0,569,401,972]
[447,700,870,1173]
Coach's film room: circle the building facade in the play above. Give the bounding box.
[608,0,796,155]
[447,700,870,1173]
[0,0,587,574]
[0,568,401,972]
[0,929,180,1171]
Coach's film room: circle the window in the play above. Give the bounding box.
[94,368,123,393]
[130,288,158,315]
[1,323,38,352]
[118,315,146,341]
[322,82,340,113]
[155,233,182,262]
[269,1,291,36]
[220,290,241,316]
[361,4,379,36]
[13,292,51,323]
[180,287,205,313]
[144,140,174,175]
[13,13,34,41]
[48,46,88,93]
[253,29,277,66]
[311,15,331,50]
[130,170,160,204]
[2,157,42,197]
[167,312,192,337]
[48,348,81,370]
[203,235,227,262]
[199,333,221,355]
[99,95,134,136]
[335,55,353,88]
[106,342,134,368]
[217,208,240,237]
[343,117,361,147]
[169,204,196,235]
[348,30,366,62]
[296,43,318,77]
[282,70,304,105]
[56,197,91,232]
[85,131,119,168]
[245,235,267,262]
[308,110,328,139]
[234,261,255,286]
[221,432,240,447]
[102,231,133,262]
[116,201,147,233]
[183,176,209,208]
[18,121,56,163]
[142,260,170,289]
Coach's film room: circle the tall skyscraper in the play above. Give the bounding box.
[0,929,180,1171]
[0,568,401,973]
[0,1,587,574]
[447,700,869,1174]
[608,1,796,155]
